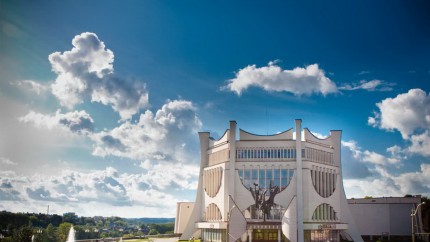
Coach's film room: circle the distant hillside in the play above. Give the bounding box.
[125,217,175,224]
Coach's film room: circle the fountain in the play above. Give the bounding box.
[66,225,75,242]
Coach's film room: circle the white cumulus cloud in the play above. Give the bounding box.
[91,100,202,162]
[49,32,148,120]
[223,61,338,96]
[0,166,192,217]
[369,88,430,157]
[344,163,430,198]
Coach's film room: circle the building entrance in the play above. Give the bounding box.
[304,230,339,242]
[252,229,287,242]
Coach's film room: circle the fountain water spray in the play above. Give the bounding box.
[66,225,75,242]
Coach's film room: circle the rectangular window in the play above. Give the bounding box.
[275,168,280,187]
[281,169,288,188]
[238,169,243,182]
[266,168,273,187]
[259,169,265,188]
[252,168,258,184]
[244,169,251,188]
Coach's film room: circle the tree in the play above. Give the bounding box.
[148,228,159,235]
[57,222,72,242]
[421,197,430,232]
[12,226,33,242]
[44,223,57,242]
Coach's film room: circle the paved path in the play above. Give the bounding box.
[150,237,179,242]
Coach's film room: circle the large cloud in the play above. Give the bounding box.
[223,61,338,96]
[342,140,401,166]
[0,166,193,217]
[19,110,94,135]
[344,164,430,198]
[369,88,430,157]
[91,100,202,162]
[49,32,148,120]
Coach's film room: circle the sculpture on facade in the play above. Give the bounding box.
[249,181,280,221]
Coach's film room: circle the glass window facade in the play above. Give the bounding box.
[238,166,294,191]
[236,148,296,160]
[201,229,226,242]
[304,230,339,242]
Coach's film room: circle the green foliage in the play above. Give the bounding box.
[364,195,373,199]
[148,228,159,235]
[44,223,58,242]
[57,222,72,242]
[12,225,33,242]
[147,223,174,234]
[0,210,174,240]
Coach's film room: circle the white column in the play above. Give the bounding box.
[278,228,281,242]
[295,119,304,242]
[228,121,237,220]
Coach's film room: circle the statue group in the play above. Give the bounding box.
[249,181,280,221]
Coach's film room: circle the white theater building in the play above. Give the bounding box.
[178,120,363,242]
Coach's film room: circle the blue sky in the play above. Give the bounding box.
[1,0,430,217]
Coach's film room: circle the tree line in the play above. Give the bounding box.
[0,211,174,242]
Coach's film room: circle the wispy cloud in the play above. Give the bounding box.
[0,157,17,166]
[339,79,394,92]
[11,80,50,95]
[19,110,94,135]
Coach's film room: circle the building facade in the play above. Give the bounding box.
[179,120,363,242]
[348,196,423,241]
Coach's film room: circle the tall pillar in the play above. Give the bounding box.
[278,228,281,242]
[248,230,253,242]
[295,119,304,242]
[228,121,237,211]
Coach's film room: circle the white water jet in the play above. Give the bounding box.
[66,225,75,242]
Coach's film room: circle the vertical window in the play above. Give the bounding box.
[259,168,266,189]
[273,168,280,187]
[281,169,288,189]
[244,169,251,188]
[252,168,258,185]
[266,168,273,187]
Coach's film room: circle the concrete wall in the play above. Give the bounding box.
[175,202,195,234]
[348,197,420,236]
